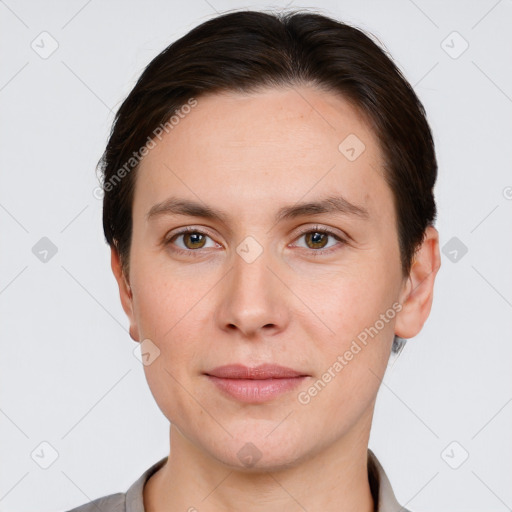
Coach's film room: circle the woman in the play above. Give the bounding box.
[69,8,440,512]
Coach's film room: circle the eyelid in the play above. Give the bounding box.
[163,225,221,248]
[163,223,349,256]
[290,224,348,254]
[293,223,347,240]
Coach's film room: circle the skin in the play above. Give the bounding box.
[111,85,441,512]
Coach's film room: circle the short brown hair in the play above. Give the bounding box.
[98,9,437,286]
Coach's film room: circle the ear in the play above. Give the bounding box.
[394,226,441,339]
[110,246,140,342]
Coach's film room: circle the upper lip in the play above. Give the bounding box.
[205,364,307,379]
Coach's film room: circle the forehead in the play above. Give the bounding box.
[134,85,394,229]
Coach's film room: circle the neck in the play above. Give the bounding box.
[144,422,375,512]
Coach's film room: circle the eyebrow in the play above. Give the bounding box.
[146,195,370,223]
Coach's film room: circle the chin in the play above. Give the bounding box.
[201,426,310,472]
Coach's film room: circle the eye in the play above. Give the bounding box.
[165,227,219,254]
[291,225,347,255]
[163,225,347,258]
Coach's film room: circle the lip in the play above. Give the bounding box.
[204,364,309,403]
[206,364,306,379]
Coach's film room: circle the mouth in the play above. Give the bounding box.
[205,363,308,379]
[204,364,309,403]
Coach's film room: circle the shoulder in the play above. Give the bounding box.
[63,456,168,512]
[65,491,126,512]
[367,448,413,512]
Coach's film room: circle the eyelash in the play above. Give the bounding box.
[293,225,347,257]
[164,225,347,258]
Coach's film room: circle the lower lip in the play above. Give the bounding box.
[206,375,307,403]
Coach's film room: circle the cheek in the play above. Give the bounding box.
[298,256,398,401]
[130,252,197,339]
[298,275,395,434]
[133,271,206,424]
[306,264,396,341]
[130,254,221,366]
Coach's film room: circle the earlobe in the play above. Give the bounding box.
[110,246,140,342]
[394,226,441,339]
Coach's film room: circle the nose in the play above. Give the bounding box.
[214,246,290,340]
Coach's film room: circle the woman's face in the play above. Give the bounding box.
[116,85,413,469]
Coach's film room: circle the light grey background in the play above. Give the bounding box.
[1,1,511,511]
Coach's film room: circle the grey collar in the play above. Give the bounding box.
[125,449,410,512]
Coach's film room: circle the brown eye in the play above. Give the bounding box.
[165,228,217,253]
[292,227,347,256]
[182,232,207,249]
[305,231,329,249]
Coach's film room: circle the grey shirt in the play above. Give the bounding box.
[66,449,411,512]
